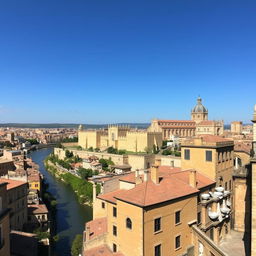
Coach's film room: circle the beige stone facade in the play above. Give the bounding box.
[78,125,162,153]
[181,135,234,187]
[231,121,243,134]
[0,182,11,256]
[148,97,224,140]
[0,179,28,231]
[83,154,233,256]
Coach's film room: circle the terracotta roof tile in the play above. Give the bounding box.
[199,135,231,143]
[115,177,199,207]
[99,167,215,207]
[97,190,126,204]
[28,204,48,214]
[0,178,27,190]
[85,217,107,240]
[84,244,124,256]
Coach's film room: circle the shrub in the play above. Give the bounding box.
[71,234,83,256]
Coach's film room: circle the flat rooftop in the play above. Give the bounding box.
[219,230,250,256]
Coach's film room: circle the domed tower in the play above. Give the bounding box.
[191,97,208,123]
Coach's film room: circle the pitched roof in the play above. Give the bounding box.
[198,120,215,125]
[85,217,107,240]
[28,204,48,215]
[97,190,126,204]
[115,176,198,207]
[0,178,27,190]
[84,244,124,256]
[99,166,215,207]
[234,142,251,155]
[199,135,231,143]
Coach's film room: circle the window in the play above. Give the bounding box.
[184,149,190,160]
[101,202,105,209]
[113,243,117,253]
[225,182,227,190]
[175,211,181,224]
[197,212,201,224]
[154,217,161,232]
[206,150,212,162]
[175,235,181,249]
[229,180,232,190]
[154,244,161,256]
[113,225,117,236]
[126,218,132,229]
[113,207,117,217]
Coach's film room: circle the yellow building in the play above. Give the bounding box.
[148,97,224,139]
[83,158,233,256]
[78,125,162,153]
[181,135,234,188]
[28,173,42,195]
[0,182,11,256]
[251,104,256,256]
[0,179,28,231]
[231,121,243,134]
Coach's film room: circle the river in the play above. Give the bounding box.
[28,148,93,256]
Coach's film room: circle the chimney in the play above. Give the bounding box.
[85,225,90,241]
[144,169,149,182]
[155,158,161,166]
[93,183,97,202]
[189,170,197,188]
[135,169,142,185]
[151,164,159,184]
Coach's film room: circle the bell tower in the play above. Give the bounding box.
[251,104,256,255]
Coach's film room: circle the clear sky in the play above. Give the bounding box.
[0,0,255,124]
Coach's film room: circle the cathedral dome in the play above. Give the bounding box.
[192,97,208,113]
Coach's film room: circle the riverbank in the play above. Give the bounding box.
[29,148,93,256]
[44,158,94,206]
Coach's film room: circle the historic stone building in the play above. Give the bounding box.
[82,134,235,256]
[148,97,224,140]
[78,125,162,153]
[251,104,256,256]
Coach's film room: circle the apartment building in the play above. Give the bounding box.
[0,179,28,231]
[0,182,11,256]
[83,157,233,256]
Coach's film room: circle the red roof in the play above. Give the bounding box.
[84,245,124,256]
[98,167,215,207]
[85,217,107,240]
[0,178,27,190]
[198,120,215,125]
[199,135,231,143]
[97,190,126,204]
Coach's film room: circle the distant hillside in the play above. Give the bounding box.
[0,123,150,129]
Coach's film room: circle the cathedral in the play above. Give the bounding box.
[148,97,224,139]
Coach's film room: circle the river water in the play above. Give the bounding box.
[29,148,93,256]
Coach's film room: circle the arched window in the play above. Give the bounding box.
[126,218,132,229]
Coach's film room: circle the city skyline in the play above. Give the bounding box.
[0,1,255,123]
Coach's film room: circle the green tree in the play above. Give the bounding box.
[65,150,74,158]
[107,146,118,154]
[71,234,83,256]
[162,149,172,155]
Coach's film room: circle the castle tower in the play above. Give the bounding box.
[191,97,208,123]
[251,104,256,255]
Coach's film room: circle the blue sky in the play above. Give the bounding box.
[0,0,255,124]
